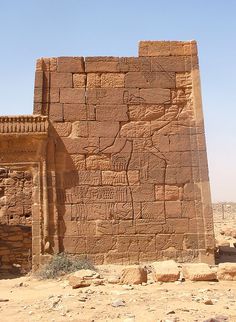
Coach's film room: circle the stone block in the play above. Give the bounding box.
[156,234,184,250]
[183,263,217,281]
[71,121,88,138]
[102,171,127,186]
[176,72,192,87]
[85,57,120,72]
[96,105,128,121]
[118,57,151,72]
[57,57,84,73]
[139,41,197,57]
[125,72,175,88]
[62,137,99,154]
[60,88,85,104]
[152,260,180,282]
[141,201,165,222]
[165,201,182,218]
[53,122,72,137]
[87,88,139,105]
[129,104,165,121]
[120,266,147,285]
[86,236,116,254]
[50,72,72,88]
[217,263,236,281]
[49,103,63,122]
[117,235,156,253]
[151,56,192,72]
[88,121,120,137]
[63,104,87,121]
[127,170,140,185]
[131,184,155,202]
[139,88,170,104]
[120,121,151,138]
[86,155,111,170]
[87,73,101,88]
[101,73,125,87]
[73,73,86,87]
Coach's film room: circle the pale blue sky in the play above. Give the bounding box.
[0,0,235,202]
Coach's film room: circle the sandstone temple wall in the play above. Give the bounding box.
[0,41,215,272]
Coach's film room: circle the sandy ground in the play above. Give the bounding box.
[0,265,236,322]
[1,207,236,322]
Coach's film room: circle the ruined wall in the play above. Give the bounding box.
[0,167,32,272]
[34,41,214,264]
[0,116,48,272]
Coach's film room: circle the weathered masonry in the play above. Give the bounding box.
[0,41,215,272]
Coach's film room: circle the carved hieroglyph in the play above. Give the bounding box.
[0,41,215,271]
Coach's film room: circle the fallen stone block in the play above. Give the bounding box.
[217,263,236,281]
[68,269,103,288]
[120,266,147,285]
[182,263,217,281]
[152,260,180,282]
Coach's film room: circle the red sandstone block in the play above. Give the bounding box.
[165,201,182,218]
[35,88,59,103]
[57,57,84,73]
[182,200,196,219]
[50,72,72,88]
[141,201,165,221]
[60,88,85,104]
[34,88,43,103]
[96,105,128,121]
[151,56,192,72]
[169,134,191,152]
[36,57,57,71]
[59,221,96,237]
[49,103,63,122]
[165,218,189,234]
[53,122,72,137]
[117,235,156,253]
[125,72,175,88]
[134,220,163,234]
[156,234,184,251]
[166,167,193,185]
[118,57,151,72]
[88,121,120,137]
[131,184,155,202]
[85,57,120,73]
[139,41,198,57]
[86,236,117,254]
[62,137,99,154]
[34,71,44,88]
[139,88,170,104]
[47,88,60,103]
[63,104,87,121]
[60,236,86,253]
[86,88,139,105]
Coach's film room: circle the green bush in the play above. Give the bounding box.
[37,253,95,279]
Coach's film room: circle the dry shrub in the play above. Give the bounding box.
[37,253,95,279]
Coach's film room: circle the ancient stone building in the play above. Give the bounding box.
[0,41,215,272]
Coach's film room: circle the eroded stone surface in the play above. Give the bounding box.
[0,41,214,271]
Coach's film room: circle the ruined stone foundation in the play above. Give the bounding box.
[0,41,215,272]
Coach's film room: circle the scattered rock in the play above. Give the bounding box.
[107,276,120,284]
[182,263,217,281]
[217,263,236,281]
[166,310,176,314]
[120,266,147,285]
[204,299,213,305]
[122,285,134,290]
[111,299,126,307]
[0,298,9,302]
[152,260,180,282]
[204,317,228,322]
[68,269,103,288]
